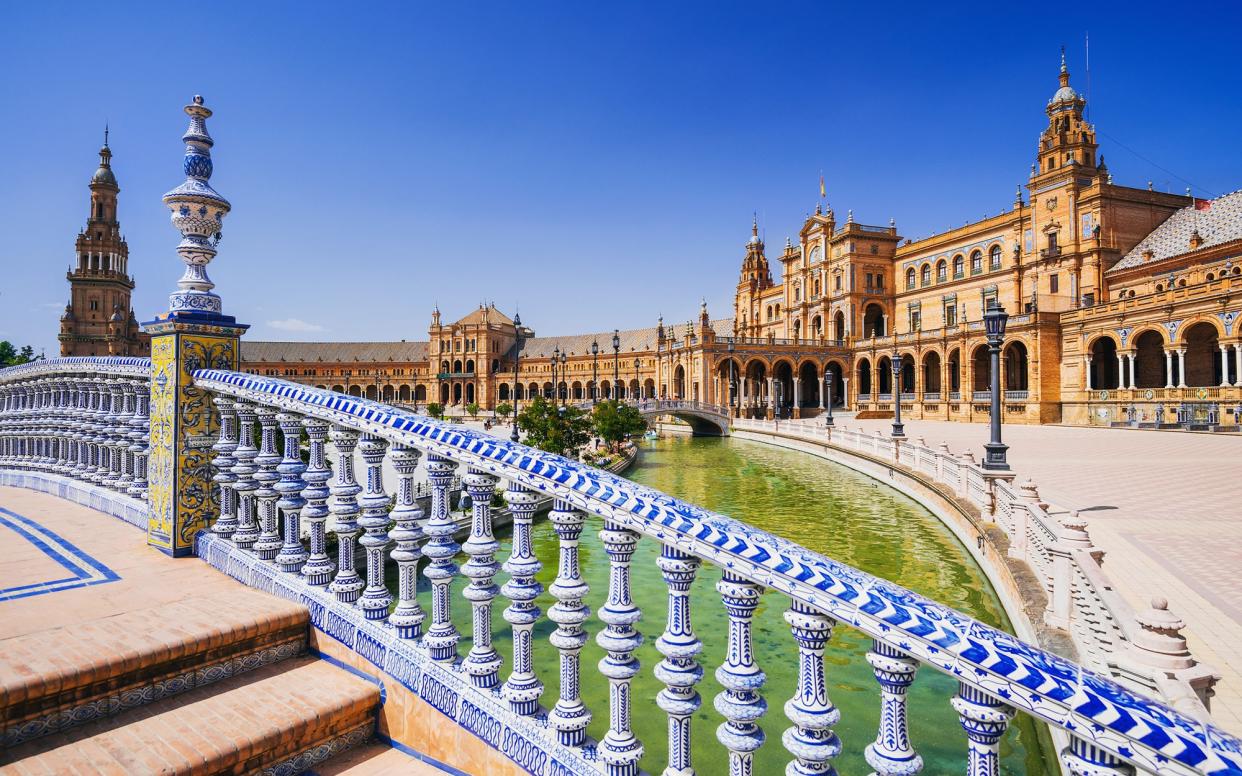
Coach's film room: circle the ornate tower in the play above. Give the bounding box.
[1032,49,1099,184]
[59,132,146,356]
[734,217,772,336]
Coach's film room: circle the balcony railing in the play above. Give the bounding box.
[972,391,991,401]
[1,358,1238,776]
[1004,390,1030,401]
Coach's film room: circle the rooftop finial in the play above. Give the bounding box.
[1058,46,1071,88]
[1060,46,1067,73]
[752,212,758,236]
[103,123,109,148]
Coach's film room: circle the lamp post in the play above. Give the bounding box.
[511,312,523,443]
[550,346,559,403]
[983,299,1010,470]
[727,340,736,414]
[559,350,567,406]
[891,354,905,437]
[824,369,835,427]
[591,338,599,402]
[612,329,621,400]
[633,357,640,401]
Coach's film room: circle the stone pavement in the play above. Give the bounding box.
[795,415,1242,732]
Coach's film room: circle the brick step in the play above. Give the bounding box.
[313,742,446,775]
[1,587,308,748]
[1,657,379,775]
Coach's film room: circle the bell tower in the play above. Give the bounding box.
[59,131,146,356]
[1032,49,1100,184]
[734,217,772,335]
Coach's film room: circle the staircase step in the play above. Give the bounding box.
[2,657,379,775]
[312,742,446,775]
[1,587,308,747]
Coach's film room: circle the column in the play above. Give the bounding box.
[783,602,842,776]
[1221,345,1231,387]
[389,443,425,638]
[230,402,260,550]
[300,419,336,586]
[842,377,850,410]
[328,427,364,603]
[251,406,282,561]
[461,468,502,688]
[210,396,239,538]
[273,413,308,573]
[597,522,644,776]
[547,499,592,746]
[655,546,702,776]
[143,94,248,556]
[1164,350,1174,389]
[1115,353,1126,389]
[422,453,460,662]
[1177,348,1187,388]
[864,641,923,775]
[951,684,1013,776]
[357,434,393,621]
[501,481,543,715]
[1235,343,1242,387]
[715,572,767,776]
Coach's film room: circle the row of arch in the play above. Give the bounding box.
[854,342,1028,395]
[1087,321,1239,389]
[904,245,1002,289]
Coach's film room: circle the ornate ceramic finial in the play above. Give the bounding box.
[162,94,231,317]
[847,209,854,223]
[1060,46,1067,74]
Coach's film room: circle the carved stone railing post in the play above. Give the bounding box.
[655,545,702,776]
[274,413,308,573]
[547,499,592,746]
[783,601,842,776]
[423,453,461,663]
[951,683,1013,776]
[328,426,364,603]
[715,572,767,776]
[388,443,425,638]
[501,481,544,715]
[461,468,502,688]
[229,401,260,550]
[598,521,644,776]
[210,396,239,538]
[357,434,393,620]
[251,406,283,561]
[865,641,923,775]
[299,419,335,586]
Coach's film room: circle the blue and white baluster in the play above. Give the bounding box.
[597,521,644,776]
[388,443,425,638]
[115,381,135,493]
[1060,736,1135,775]
[230,401,260,549]
[547,500,592,746]
[864,641,923,776]
[655,545,703,776]
[422,453,461,662]
[501,481,544,715]
[951,683,1013,776]
[357,434,393,620]
[274,413,309,573]
[783,602,842,776]
[251,406,283,561]
[73,380,91,479]
[100,381,121,488]
[210,396,239,537]
[716,572,767,776]
[328,426,365,603]
[88,382,108,484]
[462,468,502,687]
[300,419,336,586]
[129,380,149,500]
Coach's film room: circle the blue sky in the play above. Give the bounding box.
[3,1,1241,353]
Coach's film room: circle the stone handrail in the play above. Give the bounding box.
[733,417,1223,726]
[3,361,1240,775]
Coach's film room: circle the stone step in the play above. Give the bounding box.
[312,742,446,775]
[1,587,308,748]
[1,657,379,775]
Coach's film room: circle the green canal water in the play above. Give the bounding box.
[438,435,1055,774]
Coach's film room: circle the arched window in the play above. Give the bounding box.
[906,267,916,289]
[936,260,946,283]
[767,305,773,320]
[970,250,983,275]
[953,255,964,278]
[920,264,931,286]
[794,283,801,301]
[989,245,1002,270]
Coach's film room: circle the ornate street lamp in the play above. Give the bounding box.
[983,299,1010,470]
[511,311,523,443]
[824,369,835,427]
[591,338,599,402]
[633,357,640,401]
[559,349,568,406]
[550,346,559,403]
[727,340,736,413]
[891,354,905,437]
[612,329,621,400]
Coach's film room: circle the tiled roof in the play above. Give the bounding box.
[514,318,735,360]
[1110,190,1242,272]
[452,304,514,326]
[241,340,429,363]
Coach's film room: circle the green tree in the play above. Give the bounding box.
[464,402,480,417]
[517,395,592,457]
[0,342,39,367]
[426,402,445,420]
[592,399,647,450]
[495,402,513,420]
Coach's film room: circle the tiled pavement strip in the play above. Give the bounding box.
[775,415,1242,733]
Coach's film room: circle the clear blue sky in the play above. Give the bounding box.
[3,1,1240,353]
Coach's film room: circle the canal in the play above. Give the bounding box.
[445,434,1055,774]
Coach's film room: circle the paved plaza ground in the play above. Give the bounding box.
[797,415,1242,731]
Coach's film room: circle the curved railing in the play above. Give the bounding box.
[3,360,1240,775]
[184,369,1239,776]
